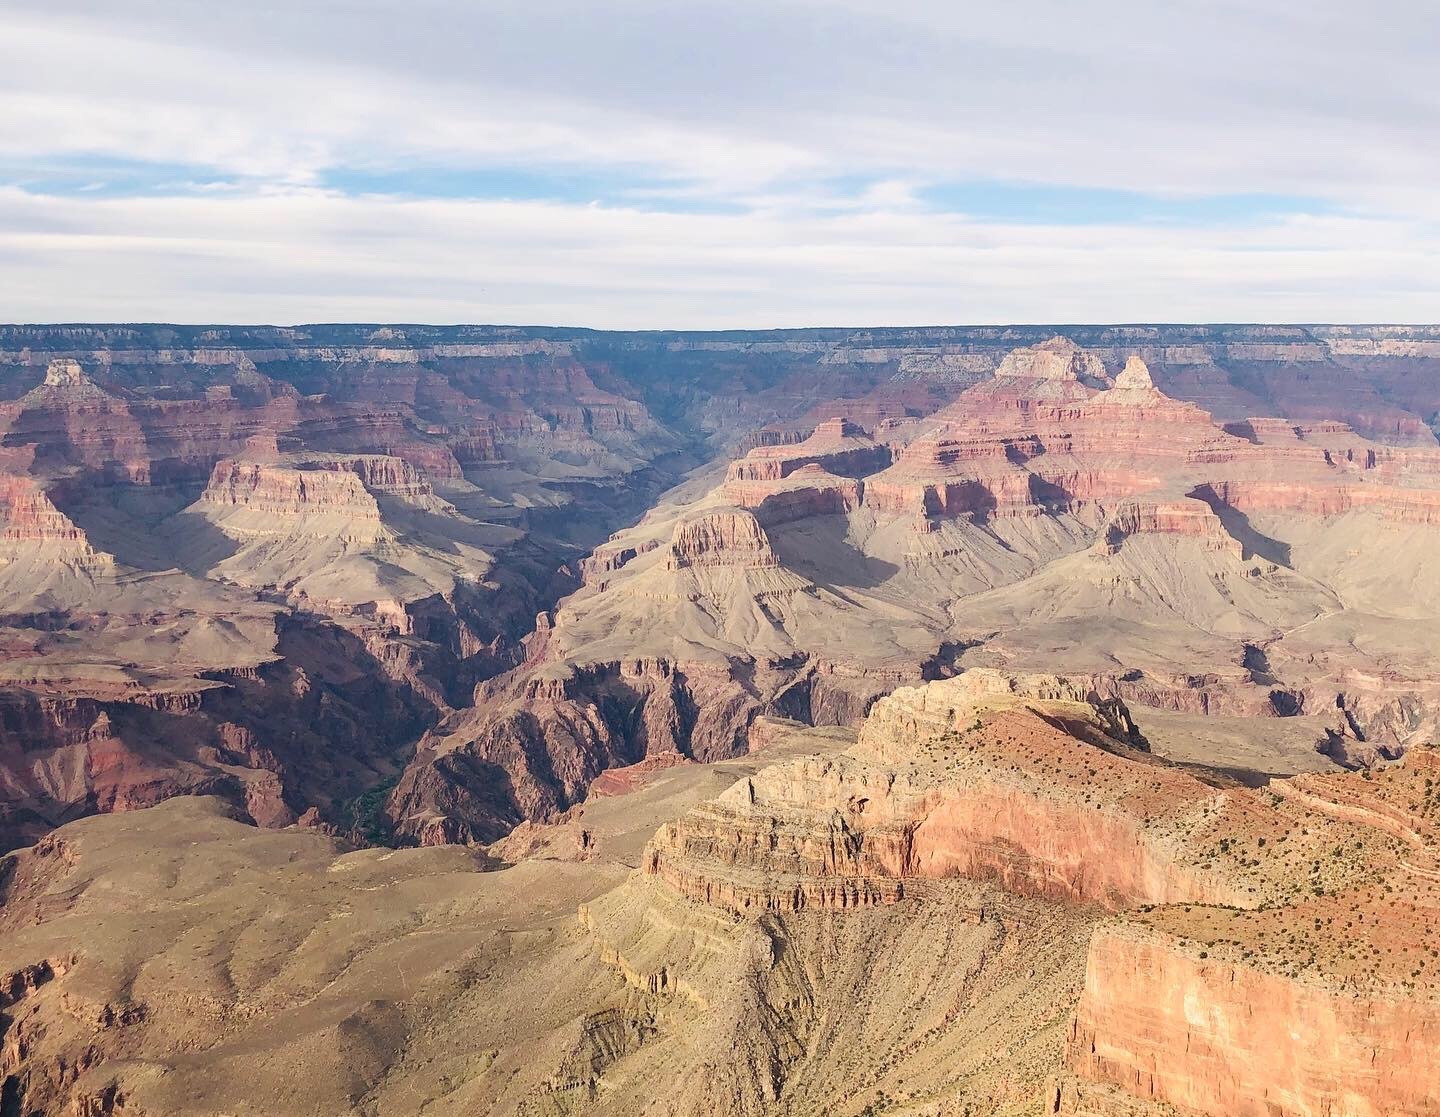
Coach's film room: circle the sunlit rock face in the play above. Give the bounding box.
[639,673,1440,1116]
[380,336,1440,851]
[2,323,1440,860]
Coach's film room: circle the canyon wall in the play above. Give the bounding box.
[3,324,1440,852]
[632,675,1440,1116]
[1068,921,1440,1117]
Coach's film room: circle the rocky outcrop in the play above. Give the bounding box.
[633,675,1440,1116]
[579,537,664,585]
[302,454,453,509]
[388,656,701,845]
[5,359,150,482]
[199,459,384,520]
[866,358,1240,521]
[1195,477,1440,525]
[1099,499,1242,556]
[642,673,1265,914]
[720,463,864,524]
[0,613,441,852]
[993,335,1112,386]
[1068,918,1440,1117]
[0,474,114,606]
[668,510,779,570]
[0,475,105,554]
[726,417,891,482]
[384,649,901,846]
[865,432,1056,517]
[1110,354,1156,393]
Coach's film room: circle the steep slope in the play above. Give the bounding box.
[0,473,115,608]
[620,674,1440,1116]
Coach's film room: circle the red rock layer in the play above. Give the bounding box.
[642,675,1259,915]
[0,616,444,852]
[0,475,93,548]
[1195,478,1440,525]
[1068,713,1440,1117]
[865,359,1232,519]
[1099,499,1242,556]
[719,463,864,524]
[868,357,1440,532]
[864,433,1053,517]
[1067,920,1440,1117]
[299,455,447,506]
[726,417,890,482]
[636,673,1440,1117]
[6,360,150,482]
[384,653,901,846]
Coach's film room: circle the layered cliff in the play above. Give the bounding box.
[199,458,386,524]
[0,343,698,849]
[2,672,1439,1117]
[1066,751,1440,1115]
[1067,915,1440,1117]
[3,359,150,482]
[726,417,891,482]
[668,510,780,570]
[4,324,1440,864]
[640,671,1369,918]
[632,674,1440,1116]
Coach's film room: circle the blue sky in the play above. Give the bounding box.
[6,157,1333,227]
[0,0,1437,325]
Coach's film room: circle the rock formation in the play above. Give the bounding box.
[726,417,891,482]
[5,671,1437,1116]
[634,673,1440,1115]
[668,509,780,570]
[2,323,1440,865]
[0,320,1435,1116]
[384,344,1440,847]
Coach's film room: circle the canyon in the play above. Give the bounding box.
[2,322,1440,1114]
[3,674,1437,1115]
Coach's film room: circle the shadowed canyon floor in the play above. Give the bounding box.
[2,324,1440,1113]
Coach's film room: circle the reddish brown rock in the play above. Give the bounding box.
[6,359,150,482]
[1067,754,1440,1115]
[642,673,1273,914]
[726,417,890,482]
[199,459,383,518]
[1100,499,1242,556]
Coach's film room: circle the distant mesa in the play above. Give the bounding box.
[668,508,780,570]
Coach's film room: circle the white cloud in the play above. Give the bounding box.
[0,0,1437,322]
[2,187,1436,327]
[5,1,1440,201]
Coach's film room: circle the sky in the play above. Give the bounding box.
[1,0,1438,328]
